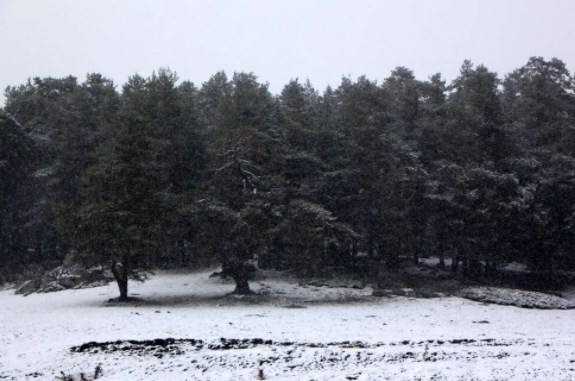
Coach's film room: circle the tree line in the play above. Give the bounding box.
[1,57,575,299]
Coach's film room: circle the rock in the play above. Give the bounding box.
[372,289,393,297]
[15,280,40,295]
[31,264,114,294]
[58,274,82,288]
[73,279,108,289]
[39,282,66,293]
[346,280,365,289]
[401,288,415,297]
[414,289,445,298]
[306,279,365,289]
[460,287,575,309]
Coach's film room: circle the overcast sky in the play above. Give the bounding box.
[1,0,574,104]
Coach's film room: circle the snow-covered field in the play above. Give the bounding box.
[2,270,575,380]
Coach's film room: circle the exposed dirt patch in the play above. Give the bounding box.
[65,337,559,380]
[71,336,533,354]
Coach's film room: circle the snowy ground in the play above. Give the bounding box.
[2,270,575,380]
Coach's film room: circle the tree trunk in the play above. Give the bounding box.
[451,251,459,272]
[367,237,375,258]
[367,212,377,258]
[111,254,129,301]
[485,260,496,277]
[461,255,469,277]
[231,259,251,295]
[468,257,482,280]
[438,252,445,270]
[116,275,128,301]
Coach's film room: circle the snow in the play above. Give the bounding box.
[499,262,530,273]
[419,256,453,267]
[2,270,575,380]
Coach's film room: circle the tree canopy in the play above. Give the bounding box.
[2,57,575,296]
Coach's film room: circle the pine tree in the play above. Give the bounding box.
[445,61,510,167]
[57,112,167,300]
[201,72,279,294]
[3,74,119,264]
[503,57,575,154]
[0,110,37,274]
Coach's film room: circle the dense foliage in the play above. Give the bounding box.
[1,58,575,296]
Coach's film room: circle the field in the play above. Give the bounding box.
[1,270,575,380]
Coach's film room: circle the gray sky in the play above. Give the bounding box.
[1,0,574,104]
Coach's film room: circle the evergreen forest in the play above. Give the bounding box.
[2,57,575,298]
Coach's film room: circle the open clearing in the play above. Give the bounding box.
[1,270,575,380]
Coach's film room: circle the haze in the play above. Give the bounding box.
[1,0,574,103]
